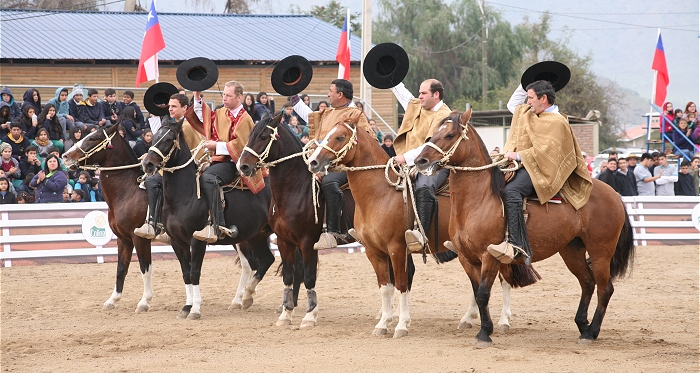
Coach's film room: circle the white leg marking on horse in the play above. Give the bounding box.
[185,284,193,306]
[187,285,202,320]
[103,285,122,310]
[231,249,252,309]
[242,277,259,310]
[393,290,411,338]
[276,285,293,326]
[459,288,479,329]
[373,284,394,336]
[497,281,512,332]
[136,265,153,313]
[300,288,319,328]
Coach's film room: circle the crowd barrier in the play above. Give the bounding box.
[1,197,697,267]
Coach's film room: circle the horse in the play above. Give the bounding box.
[238,113,356,328]
[141,119,275,320]
[414,110,635,346]
[305,114,539,337]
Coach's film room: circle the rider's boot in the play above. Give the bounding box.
[134,180,161,240]
[487,191,532,265]
[405,187,436,253]
[194,179,238,243]
[134,219,156,240]
[314,184,350,250]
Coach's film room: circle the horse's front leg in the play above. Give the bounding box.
[299,244,320,329]
[366,250,393,336]
[103,237,132,310]
[134,236,154,313]
[275,239,297,326]
[186,239,207,320]
[474,254,500,348]
[170,237,193,319]
[391,249,414,338]
[242,233,276,310]
[497,276,512,332]
[230,244,252,309]
[458,286,479,329]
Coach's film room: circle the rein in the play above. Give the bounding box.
[75,129,142,172]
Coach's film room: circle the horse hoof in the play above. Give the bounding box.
[474,339,493,349]
[176,310,190,319]
[135,304,150,313]
[241,298,254,310]
[372,328,387,336]
[276,319,292,327]
[300,320,316,329]
[393,329,409,338]
[229,302,242,310]
[578,338,594,345]
[458,322,473,330]
[102,303,115,311]
[187,312,201,321]
[498,324,510,332]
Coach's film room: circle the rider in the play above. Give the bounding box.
[390,79,452,253]
[185,81,265,243]
[486,80,592,264]
[134,93,205,242]
[290,79,372,250]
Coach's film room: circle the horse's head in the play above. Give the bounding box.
[62,124,120,169]
[415,110,474,175]
[238,112,284,177]
[142,119,182,175]
[306,112,361,174]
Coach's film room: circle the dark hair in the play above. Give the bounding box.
[31,88,42,105]
[426,79,444,101]
[331,79,353,100]
[681,160,691,167]
[42,154,60,173]
[59,88,69,97]
[104,88,116,96]
[123,90,135,99]
[25,145,37,154]
[525,80,556,105]
[17,191,33,203]
[10,121,22,129]
[315,101,329,111]
[87,88,98,97]
[119,106,136,127]
[35,127,49,140]
[640,153,653,161]
[38,103,61,136]
[89,177,100,188]
[170,93,189,108]
[657,153,667,159]
[283,101,294,108]
[0,176,9,185]
[300,94,309,104]
[651,151,660,157]
[674,109,683,115]
[68,126,82,142]
[384,134,394,141]
[46,146,59,154]
[256,92,272,110]
[73,189,84,199]
[607,157,617,164]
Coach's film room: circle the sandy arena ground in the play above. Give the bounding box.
[1,245,698,372]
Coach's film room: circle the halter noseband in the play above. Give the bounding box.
[242,125,279,168]
[147,128,179,169]
[423,119,469,166]
[318,122,358,167]
[75,129,116,164]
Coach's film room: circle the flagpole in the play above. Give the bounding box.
[155,52,159,83]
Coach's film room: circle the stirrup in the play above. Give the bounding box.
[487,241,515,264]
[134,222,156,240]
[404,229,425,253]
[444,240,458,253]
[193,225,218,244]
[154,231,171,245]
[313,232,338,250]
[347,228,361,244]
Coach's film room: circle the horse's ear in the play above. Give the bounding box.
[173,118,184,131]
[272,112,284,127]
[460,108,472,125]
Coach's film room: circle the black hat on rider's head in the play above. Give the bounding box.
[270,55,314,96]
[521,61,571,92]
[363,43,410,89]
[177,57,219,92]
[143,82,179,117]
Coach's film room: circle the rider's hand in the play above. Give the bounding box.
[505,151,519,161]
[394,155,406,164]
[204,140,217,151]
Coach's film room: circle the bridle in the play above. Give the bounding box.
[423,119,470,167]
[75,129,116,164]
[147,127,179,169]
[241,125,279,168]
[318,122,358,167]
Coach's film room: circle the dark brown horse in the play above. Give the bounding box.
[62,125,153,312]
[305,115,538,337]
[414,111,635,346]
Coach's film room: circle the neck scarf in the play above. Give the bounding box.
[35,136,50,147]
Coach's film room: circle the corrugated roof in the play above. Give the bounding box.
[0,9,363,62]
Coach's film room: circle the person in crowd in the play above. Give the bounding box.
[672,118,695,159]
[687,112,697,131]
[287,115,305,137]
[242,93,256,119]
[21,88,42,114]
[40,146,68,175]
[118,91,145,129]
[19,146,42,181]
[381,134,396,157]
[0,169,17,195]
[119,106,142,148]
[684,102,697,119]
[29,154,67,203]
[689,156,700,195]
[62,187,71,202]
[12,105,39,140]
[608,150,618,160]
[627,154,638,171]
[133,129,152,158]
[595,160,607,179]
[314,101,329,112]
[649,151,661,176]
[635,153,659,196]
[355,101,364,115]
[1,87,22,121]
[280,102,294,125]
[3,123,31,160]
[661,102,674,131]
[300,94,310,107]
[63,126,82,151]
[77,89,106,128]
[675,160,695,196]
[32,128,54,158]
[38,103,64,153]
[598,157,620,193]
[16,190,33,203]
[0,102,12,139]
[68,87,86,131]
[47,87,75,138]
[16,172,35,195]
[615,157,637,196]
[300,131,310,145]
[653,153,677,196]
[0,142,21,187]
[0,177,17,204]
[103,88,121,126]
[88,177,102,202]
[71,188,85,202]
[673,109,684,125]
[74,170,91,197]
[253,91,275,123]
[368,119,383,143]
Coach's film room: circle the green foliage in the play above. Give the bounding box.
[289,0,361,35]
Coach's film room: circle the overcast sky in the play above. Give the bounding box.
[106,0,699,106]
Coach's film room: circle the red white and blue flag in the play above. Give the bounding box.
[136,0,166,87]
[651,30,669,107]
[336,9,351,80]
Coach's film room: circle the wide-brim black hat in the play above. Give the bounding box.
[143,82,179,117]
[271,55,313,96]
[363,43,409,89]
[177,57,219,92]
[520,61,571,92]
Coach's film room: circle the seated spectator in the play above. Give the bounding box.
[0,177,17,204]
[381,134,396,157]
[32,128,54,158]
[675,160,695,196]
[38,103,65,153]
[117,91,145,129]
[21,88,42,114]
[355,101,364,115]
[300,94,311,107]
[287,115,305,137]
[635,153,659,196]
[687,112,698,131]
[19,146,42,180]
[16,172,35,195]
[243,93,256,119]
[315,101,329,111]
[1,87,22,121]
[74,170,91,196]
[47,87,75,138]
[77,88,106,128]
[690,156,700,195]
[0,103,11,139]
[88,177,102,202]
[63,126,82,152]
[671,118,695,159]
[3,123,31,160]
[369,119,383,143]
[68,87,86,130]
[684,101,697,119]
[71,188,85,202]
[0,142,21,187]
[300,131,310,145]
[30,154,67,203]
[103,88,121,126]
[62,187,71,202]
[39,146,68,173]
[281,102,294,125]
[0,169,17,195]
[598,157,620,193]
[653,153,678,196]
[615,157,637,196]
[119,106,142,147]
[16,190,33,203]
[12,105,39,140]
[133,129,152,158]
[253,92,275,123]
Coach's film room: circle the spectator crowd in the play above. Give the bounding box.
[660,101,700,160]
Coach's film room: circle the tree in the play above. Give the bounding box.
[289,0,361,35]
[2,0,97,10]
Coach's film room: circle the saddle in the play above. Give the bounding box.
[406,168,450,197]
[522,193,566,222]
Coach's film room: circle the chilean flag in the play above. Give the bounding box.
[651,30,669,107]
[336,9,351,80]
[136,0,166,87]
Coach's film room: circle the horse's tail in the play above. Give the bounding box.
[507,263,541,288]
[434,250,458,263]
[609,205,635,280]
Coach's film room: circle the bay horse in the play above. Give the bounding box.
[414,111,635,346]
[238,113,356,328]
[140,119,275,320]
[305,115,538,337]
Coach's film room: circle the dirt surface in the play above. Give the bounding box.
[1,245,698,373]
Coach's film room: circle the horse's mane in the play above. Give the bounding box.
[249,113,304,151]
[114,124,140,162]
[444,113,504,198]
